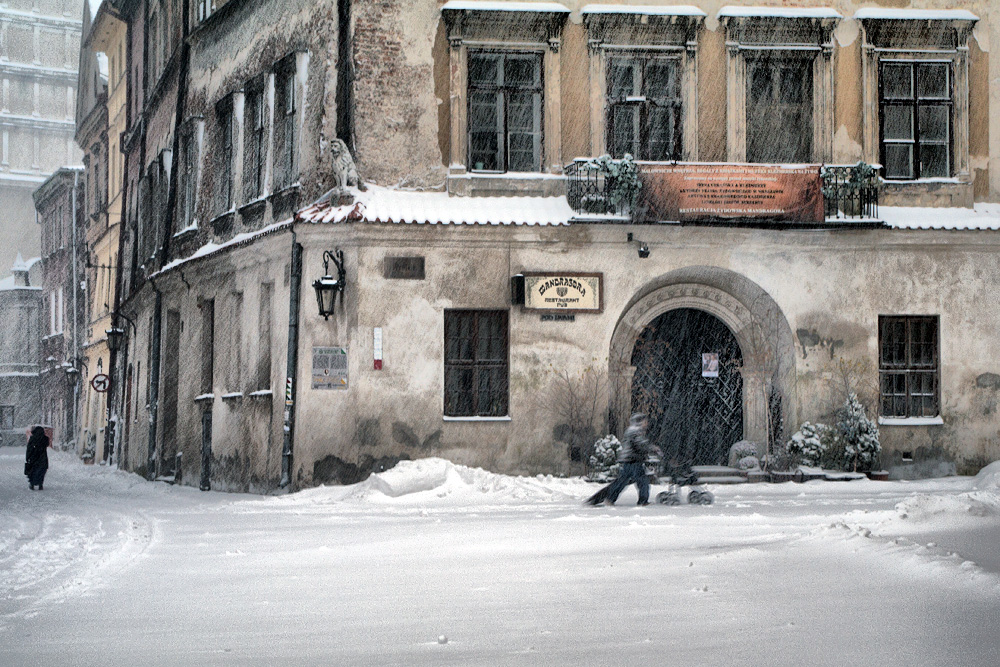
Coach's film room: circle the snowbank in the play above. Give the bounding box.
[343,457,582,504]
[972,461,1000,492]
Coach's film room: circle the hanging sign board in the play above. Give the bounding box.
[637,163,825,223]
[523,273,602,313]
[312,346,349,390]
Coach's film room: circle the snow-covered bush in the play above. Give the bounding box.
[837,392,881,472]
[588,435,622,482]
[786,422,830,467]
[737,455,761,471]
[728,440,759,467]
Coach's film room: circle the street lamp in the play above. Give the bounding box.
[312,249,346,320]
[105,312,136,353]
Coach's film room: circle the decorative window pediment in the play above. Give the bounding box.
[442,1,569,50]
[855,9,978,50]
[582,5,705,48]
[719,6,841,47]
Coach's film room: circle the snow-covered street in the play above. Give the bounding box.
[2,447,999,667]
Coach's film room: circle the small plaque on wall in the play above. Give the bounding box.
[523,273,602,313]
[312,346,348,390]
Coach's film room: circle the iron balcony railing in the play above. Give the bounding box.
[821,163,880,221]
[565,158,881,222]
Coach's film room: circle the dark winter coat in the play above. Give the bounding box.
[26,427,49,474]
[618,419,656,464]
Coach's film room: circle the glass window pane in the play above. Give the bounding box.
[469,53,499,86]
[882,63,913,99]
[645,61,677,99]
[505,56,538,88]
[884,144,914,179]
[445,367,474,416]
[647,107,676,161]
[507,91,534,133]
[608,60,637,99]
[883,105,913,141]
[917,105,949,142]
[611,105,639,158]
[917,63,949,99]
[749,66,772,105]
[919,144,949,178]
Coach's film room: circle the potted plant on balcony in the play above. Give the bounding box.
[586,154,641,216]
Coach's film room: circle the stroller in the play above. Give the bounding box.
[653,458,714,506]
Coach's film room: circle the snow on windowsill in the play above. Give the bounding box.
[854,9,979,23]
[879,416,945,426]
[718,6,842,20]
[248,390,273,398]
[221,392,244,400]
[173,222,198,238]
[451,171,566,180]
[441,1,570,14]
[581,5,707,18]
[194,393,214,402]
[443,415,512,422]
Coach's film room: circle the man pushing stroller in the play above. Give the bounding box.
[586,413,659,506]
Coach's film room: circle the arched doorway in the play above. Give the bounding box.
[608,268,798,459]
[631,308,743,466]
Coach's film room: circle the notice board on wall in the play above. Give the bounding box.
[312,346,348,390]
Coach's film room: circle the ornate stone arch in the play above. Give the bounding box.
[608,266,796,455]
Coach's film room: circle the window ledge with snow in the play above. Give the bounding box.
[443,415,512,422]
[878,416,944,426]
[194,393,214,402]
[247,389,273,398]
[221,392,244,401]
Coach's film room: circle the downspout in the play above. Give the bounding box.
[159,0,190,262]
[147,284,161,480]
[281,234,303,488]
[71,169,80,452]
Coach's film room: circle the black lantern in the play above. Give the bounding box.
[313,249,346,320]
[105,312,136,354]
[105,326,126,353]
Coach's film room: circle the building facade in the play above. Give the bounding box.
[74,0,124,462]
[0,0,85,273]
[32,164,84,449]
[112,1,1000,492]
[0,253,42,446]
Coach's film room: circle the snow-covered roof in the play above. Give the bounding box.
[154,219,293,277]
[440,1,570,13]
[880,204,1000,231]
[718,6,842,20]
[296,185,574,226]
[853,8,979,23]
[581,4,707,18]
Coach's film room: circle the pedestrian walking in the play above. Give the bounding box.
[25,425,49,491]
[605,413,658,506]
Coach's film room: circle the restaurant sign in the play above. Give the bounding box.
[523,273,602,313]
[637,163,825,223]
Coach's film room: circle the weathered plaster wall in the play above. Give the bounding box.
[283,221,1000,486]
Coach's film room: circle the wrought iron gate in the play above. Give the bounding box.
[631,308,743,466]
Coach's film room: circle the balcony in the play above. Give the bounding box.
[565,158,880,224]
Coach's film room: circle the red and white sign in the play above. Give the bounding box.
[91,373,110,393]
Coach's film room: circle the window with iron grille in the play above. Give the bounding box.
[606,55,681,161]
[879,315,939,418]
[444,310,509,417]
[467,51,542,173]
[243,83,266,202]
[746,55,813,164]
[880,61,952,180]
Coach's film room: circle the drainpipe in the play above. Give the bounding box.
[280,235,303,488]
[147,286,162,480]
[71,169,80,452]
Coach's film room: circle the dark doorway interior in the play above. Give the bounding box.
[631,308,743,466]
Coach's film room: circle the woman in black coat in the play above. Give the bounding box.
[25,426,49,490]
